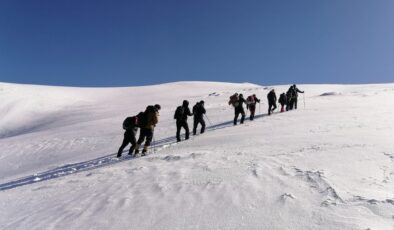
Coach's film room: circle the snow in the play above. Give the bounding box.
[0,81,393,230]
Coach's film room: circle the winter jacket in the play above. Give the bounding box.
[279,93,287,105]
[267,91,277,103]
[193,103,206,119]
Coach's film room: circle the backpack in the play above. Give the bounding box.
[279,93,287,104]
[134,111,145,128]
[123,116,138,130]
[137,105,156,127]
[229,94,239,107]
[174,106,184,120]
[246,95,255,105]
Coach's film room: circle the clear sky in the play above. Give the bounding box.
[1,0,393,87]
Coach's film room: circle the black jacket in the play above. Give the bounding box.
[279,93,287,105]
[235,97,247,109]
[177,105,192,121]
[193,103,206,119]
[293,87,304,98]
[267,91,277,103]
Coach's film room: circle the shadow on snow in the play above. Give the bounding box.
[0,113,268,191]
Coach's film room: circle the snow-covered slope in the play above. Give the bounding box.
[0,82,393,230]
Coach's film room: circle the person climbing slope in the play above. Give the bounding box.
[229,93,247,125]
[174,100,193,142]
[246,94,260,120]
[117,114,140,158]
[267,89,277,115]
[192,100,206,135]
[134,104,161,156]
[278,92,287,113]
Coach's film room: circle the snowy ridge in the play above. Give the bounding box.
[0,82,394,230]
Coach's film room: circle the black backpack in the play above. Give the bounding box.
[174,106,184,120]
[123,116,138,130]
[136,111,146,128]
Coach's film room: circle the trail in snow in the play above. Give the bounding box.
[0,113,268,191]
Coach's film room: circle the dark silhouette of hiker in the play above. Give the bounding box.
[292,84,304,109]
[229,93,246,125]
[286,86,295,111]
[192,100,206,135]
[117,115,139,157]
[267,89,277,115]
[134,104,161,156]
[174,100,193,142]
[246,94,260,120]
[278,93,287,113]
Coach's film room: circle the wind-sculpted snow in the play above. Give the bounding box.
[0,82,394,230]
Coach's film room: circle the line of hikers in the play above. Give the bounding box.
[117,84,304,158]
[117,100,207,158]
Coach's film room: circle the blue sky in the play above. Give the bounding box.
[1,0,393,86]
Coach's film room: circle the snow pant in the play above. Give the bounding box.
[249,104,256,120]
[117,128,137,157]
[234,107,245,125]
[193,117,206,135]
[294,97,298,109]
[286,99,293,111]
[135,128,154,153]
[268,101,277,115]
[176,120,189,142]
[280,103,285,112]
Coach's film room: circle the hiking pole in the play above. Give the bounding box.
[204,114,213,126]
[303,93,306,109]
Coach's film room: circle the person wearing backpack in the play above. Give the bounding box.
[278,93,287,112]
[117,115,140,158]
[230,93,247,125]
[267,89,277,115]
[246,94,260,120]
[286,86,295,111]
[174,100,193,142]
[192,100,206,135]
[134,104,161,156]
[228,93,239,107]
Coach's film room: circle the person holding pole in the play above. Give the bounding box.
[292,84,304,110]
[246,94,260,120]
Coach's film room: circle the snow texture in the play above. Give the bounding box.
[0,81,393,230]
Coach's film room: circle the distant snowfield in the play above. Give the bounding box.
[0,81,393,230]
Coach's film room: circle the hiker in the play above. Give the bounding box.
[278,93,287,113]
[246,94,260,120]
[267,89,277,115]
[134,104,161,156]
[192,100,206,135]
[229,93,247,125]
[174,100,193,142]
[286,86,295,111]
[117,115,139,157]
[292,84,304,109]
